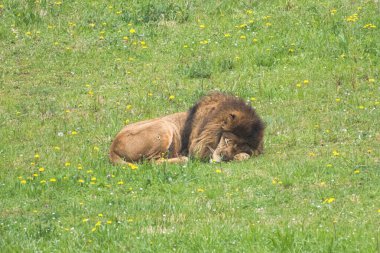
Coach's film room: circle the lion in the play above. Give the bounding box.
[109,92,264,164]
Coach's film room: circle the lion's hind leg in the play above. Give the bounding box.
[155,156,189,165]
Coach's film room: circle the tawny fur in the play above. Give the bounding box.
[110,92,264,164]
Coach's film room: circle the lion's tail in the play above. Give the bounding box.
[109,150,127,165]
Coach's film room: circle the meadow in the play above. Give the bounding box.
[0,0,379,252]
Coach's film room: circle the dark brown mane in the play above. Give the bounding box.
[182,92,265,159]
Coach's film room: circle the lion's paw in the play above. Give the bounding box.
[233,153,250,161]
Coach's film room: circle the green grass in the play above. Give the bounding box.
[1,0,379,252]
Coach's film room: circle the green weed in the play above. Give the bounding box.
[0,0,379,252]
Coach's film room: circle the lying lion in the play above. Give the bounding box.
[110,92,264,164]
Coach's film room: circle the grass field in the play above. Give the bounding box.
[1,0,379,252]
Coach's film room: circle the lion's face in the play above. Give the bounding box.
[211,132,257,162]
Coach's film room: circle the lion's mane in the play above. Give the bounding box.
[182,92,265,159]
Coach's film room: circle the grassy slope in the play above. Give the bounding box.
[0,0,379,252]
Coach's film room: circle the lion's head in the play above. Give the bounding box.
[185,92,265,161]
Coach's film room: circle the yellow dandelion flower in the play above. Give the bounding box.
[117,181,124,185]
[326,164,333,168]
[127,163,138,170]
[49,178,57,182]
[77,164,83,170]
[330,9,337,15]
[368,78,375,83]
[125,119,130,124]
[127,218,134,223]
[354,169,360,174]
[93,146,99,152]
[252,38,258,43]
[107,220,112,224]
[303,80,309,84]
[272,178,282,185]
[91,227,97,232]
[39,167,45,172]
[215,169,222,173]
[296,83,302,88]
[33,173,38,177]
[197,188,205,192]
[40,180,46,184]
[358,105,365,110]
[64,162,71,167]
[346,14,359,22]
[323,197,335,204]
[54,146,60,151]
[224,33,231,38]
[25,31,32,36]
[91,177,97,181]
[71,130,78,135]
[126,104,132,110]
[78,179,84,183]
[89,23,95,28]
[129,28,136,34]
[169,95,175,100]
[246,9,253,15]
[88,90,94,96]
[240,35,247,39]
[98,214,103,217]
[377,209,380,213]
[183,44,189,48]
[239,24,247,29]
[123,36,128,41]
[363,24,376,29]
[116,11,122,15]
[82,218,89,223]
[265,22,272,27]
[335,98,341,102]
[332,150,340,156]
[34,154,40,159]
[20,180,27,185]
[199,24,206,29]
[200,40,209,45]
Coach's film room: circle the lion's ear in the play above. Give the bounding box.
[222,113,236,130]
